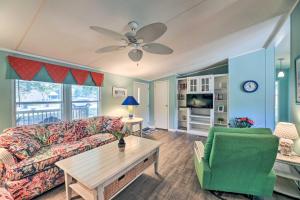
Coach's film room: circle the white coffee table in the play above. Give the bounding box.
[56,136,161,200]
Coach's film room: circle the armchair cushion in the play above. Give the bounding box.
[204,127,272,162]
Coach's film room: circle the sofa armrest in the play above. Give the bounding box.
[0,148,16,180]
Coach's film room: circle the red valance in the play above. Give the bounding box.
[7,56,104,86]
[90,72,104,86]
[8,56,42,81]
[70,69,89,85]
[44,63,69,83]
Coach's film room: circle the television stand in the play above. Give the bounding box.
[187,108,213,136]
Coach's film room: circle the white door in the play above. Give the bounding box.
[133,82,149,128]
[154,80,169,129]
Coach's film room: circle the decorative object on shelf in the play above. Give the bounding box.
[217,105,225,112]
[296,56,300,103]
[229,117,254,128]
[242,80,258,93]
[112,87,127,98]
[274,122,299,156]
[217,118,225,124]
[122,96,139,119]
[277,58,285,78]
[111,131,127,152]
[216,93,224,100]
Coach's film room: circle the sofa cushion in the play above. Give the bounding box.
[2,125,48,145]
[4,133,115,181]
[0,133,41,161]
[100,116,124,133]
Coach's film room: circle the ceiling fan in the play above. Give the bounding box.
[90,21,173,62]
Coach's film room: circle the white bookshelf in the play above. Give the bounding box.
[176,74,228,136]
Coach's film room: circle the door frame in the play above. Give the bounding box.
[133,81,150,127]
[154,80,169,129]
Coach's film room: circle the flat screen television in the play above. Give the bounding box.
[186,94,213,108]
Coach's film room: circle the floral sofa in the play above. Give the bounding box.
[0,116,124,200]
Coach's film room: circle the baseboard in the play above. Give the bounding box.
[168,129,177,132]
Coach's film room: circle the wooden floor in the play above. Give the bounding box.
[36,130,292,200]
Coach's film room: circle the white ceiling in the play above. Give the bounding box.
[0,0,297,80]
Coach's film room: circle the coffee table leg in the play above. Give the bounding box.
[65,172,72,200]
[154,148,159,174]
[97,186,105,200]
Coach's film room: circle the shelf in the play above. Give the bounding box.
[274,176,300,199]
[214,123,227,126]
[189,121,211,126]
[189,115,210,119]
[214,111,227,114]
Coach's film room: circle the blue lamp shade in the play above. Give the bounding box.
[122,96,139,106]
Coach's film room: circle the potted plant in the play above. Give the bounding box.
[217,117,225,124]
[111,131,126,152]
[229,117,254,128]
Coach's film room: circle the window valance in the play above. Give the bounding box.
[6,56,104,86]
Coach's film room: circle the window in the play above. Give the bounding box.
[15,80,101,125]
[71,85,100,120]
[15,80,63,126]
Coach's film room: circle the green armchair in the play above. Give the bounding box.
[194,127,279,197]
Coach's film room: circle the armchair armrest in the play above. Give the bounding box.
[0,148,16,181]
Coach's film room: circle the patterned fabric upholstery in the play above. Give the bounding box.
[0,116,124,200]
[5,134,115,181]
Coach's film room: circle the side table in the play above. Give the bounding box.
[274,153,300,199]
[122,117,143,137]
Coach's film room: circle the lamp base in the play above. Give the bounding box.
[279,138,293,156]
[128,114,133,119]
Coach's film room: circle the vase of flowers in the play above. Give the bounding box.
[229,117,254,128]
[112,131,126,152]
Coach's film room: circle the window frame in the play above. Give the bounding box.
[70,85,101,120]
[12,80,101,126]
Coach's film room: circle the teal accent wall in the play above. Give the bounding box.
[291,2,300,130]
[149,75,177,129]
[276,68,290,122]
[229,48,275,129]
[0,50,147,131]
[178,64,228,78]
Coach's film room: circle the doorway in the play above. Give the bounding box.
[133,82,149,128]
[154,80,169,129]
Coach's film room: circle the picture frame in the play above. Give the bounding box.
[217,105,225,112]
[112,87,127,98]
[296,56,300,103]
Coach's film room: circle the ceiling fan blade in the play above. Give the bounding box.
[128,49,143,62]
[90,26,126,41]
[135,23,167,43]
[142,43,173,55]
[95,45,126,54]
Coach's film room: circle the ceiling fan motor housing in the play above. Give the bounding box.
[128,21,139,31]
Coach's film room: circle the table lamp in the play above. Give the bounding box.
[122,96,139,119]
[274,122,299,156]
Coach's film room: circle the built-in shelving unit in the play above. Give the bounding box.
[213,75,228,127]
[177,78,187,131]
[176,73,228,136]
